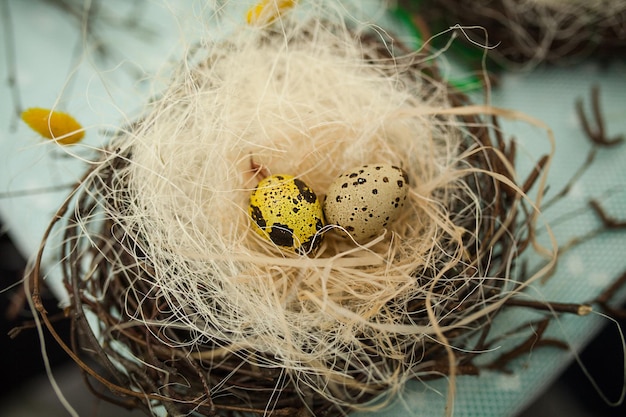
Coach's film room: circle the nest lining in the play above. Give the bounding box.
[35,13,554,417]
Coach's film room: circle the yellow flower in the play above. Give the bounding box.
[21,107,84,145]
[246,0,297,26]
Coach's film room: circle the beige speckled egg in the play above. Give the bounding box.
[323,164,409,242]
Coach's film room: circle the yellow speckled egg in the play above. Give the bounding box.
[249,174,325,254]
[323,164,409,242]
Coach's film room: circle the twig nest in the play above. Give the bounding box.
[410,0,626,68]
[32,6,556,417]
[324,164,410,242]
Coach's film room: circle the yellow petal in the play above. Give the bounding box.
[21,107,85,145]
[246,0,297,26]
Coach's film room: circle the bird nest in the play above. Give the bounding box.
[28,15,560,417]
[403,0,626,68]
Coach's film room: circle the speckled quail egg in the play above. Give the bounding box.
[249,174,325,254]
[323,164,409,242]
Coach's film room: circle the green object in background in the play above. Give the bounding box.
[387,3,485,92]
